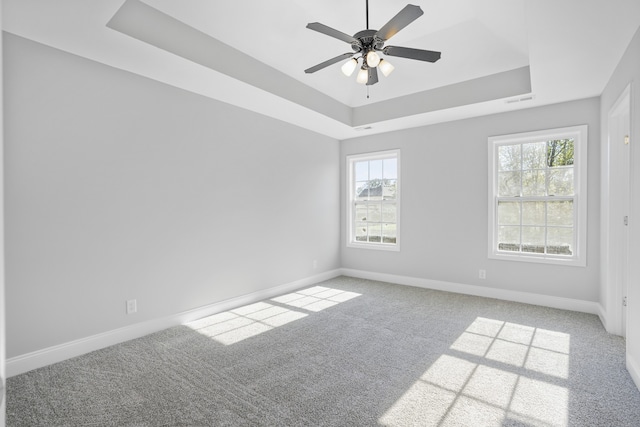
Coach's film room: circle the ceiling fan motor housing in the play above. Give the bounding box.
[352,29,386,69]
[352,29,384,52]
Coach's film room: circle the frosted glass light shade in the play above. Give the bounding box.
[341,58,358,76]
[356,68,369,84]
[379,59,395,77]
[366,50,381,67]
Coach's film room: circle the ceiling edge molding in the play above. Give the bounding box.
[352,66,532,126]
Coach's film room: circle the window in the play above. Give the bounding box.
[488,126,587,266]
[347,150,400,250]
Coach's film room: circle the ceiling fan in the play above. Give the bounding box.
[304,0,441,86]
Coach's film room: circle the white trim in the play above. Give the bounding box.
[488,125,588,267]
[597,303,608,332]
[6,269,342,377]
[627,351,640,392]
[602,83,632,336]
[339,268,601,315]
[346,149,401,252]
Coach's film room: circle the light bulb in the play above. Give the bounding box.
[378,59,395,77]
[341,58,358,76]
[356,68,369,84]
[366,50,380,67]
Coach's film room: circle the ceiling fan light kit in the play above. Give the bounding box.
[366,50,381,67]
[341,58,358,76]
[305,1,441,87]
[378,59,394,77]
[356,68,369,84]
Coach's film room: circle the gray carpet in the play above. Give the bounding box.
[7,276,640,426]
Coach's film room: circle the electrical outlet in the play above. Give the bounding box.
[313,260,318,270]
[479,269,486,280]
[126,299,137,314]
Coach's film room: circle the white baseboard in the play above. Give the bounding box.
[627,351,640,392]
[597,303,609,332]
[339,268,601,315]
[6,269,342,377]
[6,268,604,377]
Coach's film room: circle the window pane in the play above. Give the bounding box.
[547,227,573,255]
[370,160,383,180]
[368,204,382,222]
[522,227,545,253]
[382,223,396,244]
[382,204,396,223]
[522,170,546,196]
[498,171,521,196]
[368,224,382,243]
[355,222,368,242]
[547,201,573,226]
[498,226,520,252]
[498,144,521,171]
[356,181,369,199]
[490,127,584,264]
[349,152,399,248]
[523,142,546,170]
[367,181,383,200]
[355,204,368,222]
[548,168,574,196]
[383,180,397,200]
[383,159,397,179]
[547,139,574,167]
[498,201,520,226]
[355,161,369,181]
[522,202,545,226]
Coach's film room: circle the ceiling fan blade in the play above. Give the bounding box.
[383,46,441,62]
[305,52,354,74]
[306,22,357,44]
[375,5,424,41]
[367,67,379,85]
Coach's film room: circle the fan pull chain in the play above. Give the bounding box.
[367,86,370,99]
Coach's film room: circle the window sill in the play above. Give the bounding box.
[347,241,400,252]
[488,251,586,267]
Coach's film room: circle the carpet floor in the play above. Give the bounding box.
[7,276,640,426]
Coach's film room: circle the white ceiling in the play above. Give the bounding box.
[3,0,640,140]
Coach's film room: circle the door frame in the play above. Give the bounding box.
[604,83,631,336]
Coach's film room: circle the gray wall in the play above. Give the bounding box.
[3,34,340,358]
[341,98,601,302]
[600,26,640,375]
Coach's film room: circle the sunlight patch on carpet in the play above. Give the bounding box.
[271,286,361,312]
[186,286,361,345]
[379,317,570,427]
[186,301,307,345]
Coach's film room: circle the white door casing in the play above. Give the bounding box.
[605,84,631,337]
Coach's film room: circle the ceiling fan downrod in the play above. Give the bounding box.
[366,0,369,29]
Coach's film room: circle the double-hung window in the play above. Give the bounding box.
[347,150,400,251]
[488,125,587,266]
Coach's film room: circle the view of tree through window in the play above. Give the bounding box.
[351,154,398,246]
[496,139,575,256]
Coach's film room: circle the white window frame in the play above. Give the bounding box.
[488,125,588,266]
[346,150,400,251]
